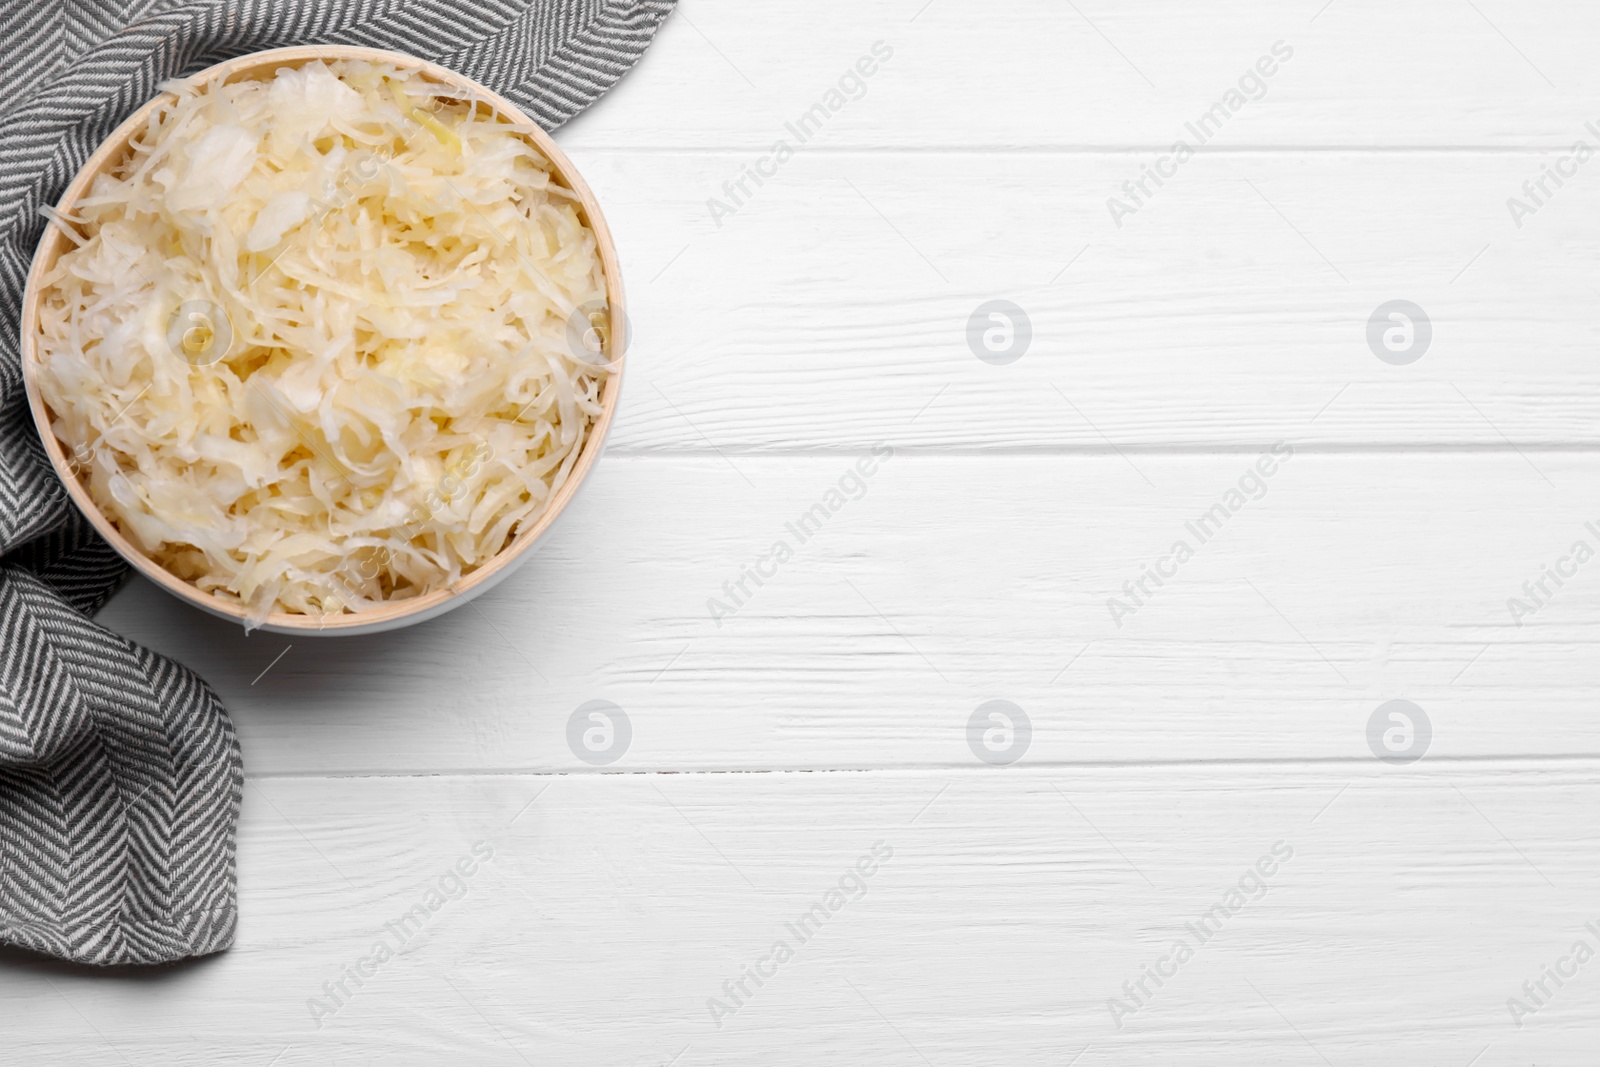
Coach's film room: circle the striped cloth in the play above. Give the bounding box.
[0,0,672,966]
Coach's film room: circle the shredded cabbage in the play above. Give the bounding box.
[34,60,614,620]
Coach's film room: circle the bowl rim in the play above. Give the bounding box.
[19,44,626,633]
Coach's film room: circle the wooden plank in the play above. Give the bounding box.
[561,146,1600,451]
[563,0,1600,149]
[4,765,1595,1064]
[93,452,1600,774]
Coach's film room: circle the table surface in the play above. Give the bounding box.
[12,2,1600,1063]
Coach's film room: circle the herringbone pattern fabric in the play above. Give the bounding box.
[0,0,672,966]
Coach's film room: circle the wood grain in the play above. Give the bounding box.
[94,452,1600,773]
[565,0,1600,150]
[4,767,1595,1065]
[564,147,1600,451]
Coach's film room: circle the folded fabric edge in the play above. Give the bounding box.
[0,899,238,967]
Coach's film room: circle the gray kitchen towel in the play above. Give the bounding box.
[0,0,673,966]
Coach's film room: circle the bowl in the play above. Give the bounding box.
[19,45,625,636]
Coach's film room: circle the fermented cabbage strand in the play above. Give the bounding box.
[34,60,611,620]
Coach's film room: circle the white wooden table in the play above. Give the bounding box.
[12,1,1600,1062]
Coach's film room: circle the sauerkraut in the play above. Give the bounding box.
[33,59,615,621]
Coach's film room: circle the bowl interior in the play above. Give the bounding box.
[19,45,625,634]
